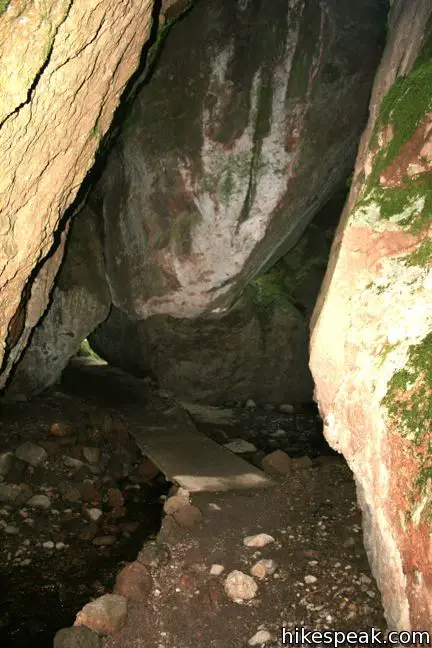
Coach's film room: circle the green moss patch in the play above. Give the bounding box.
[405,238,432,268]
[79,339,103,362]
[355,170,432,234]
[0,0,10,16]
[370,52,432,171]
[244,230,328,329]
[382,333,432,516]
[356,48,432,233]
[382,332,432,444]
[244,266,302,330]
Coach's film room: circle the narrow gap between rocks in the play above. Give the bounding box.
[0,0,395,644]
[0,184,386,648]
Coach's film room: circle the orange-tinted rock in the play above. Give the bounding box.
[114,562,153,602]
[50,423,75,438]
[261,450,293,476]
[173,504,203,528]
[74,594,127,634]
[106,488,124,510]
[310,0,432,631]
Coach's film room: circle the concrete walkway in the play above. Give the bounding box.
[62,359,273,492]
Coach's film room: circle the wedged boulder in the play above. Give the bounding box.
[90,217,332,404]
[95,0,387,320]
[91,297,311,404]
[0,0,155,389]
[7,206,111,397]
[310,0,432,630]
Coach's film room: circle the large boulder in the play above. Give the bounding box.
[90,214,333,404]
[95,0,387,319]
[0,0,155,389]
[310,0,432,630]
[5,0,387,399]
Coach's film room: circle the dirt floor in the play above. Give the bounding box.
[103,457,386,648]
[0,362,386,647]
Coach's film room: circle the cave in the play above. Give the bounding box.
[0,0,431,646]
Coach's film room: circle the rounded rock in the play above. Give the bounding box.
[224,570,258,602]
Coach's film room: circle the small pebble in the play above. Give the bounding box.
[244,533,275,548]
[4,525,19,535]
[210,564,225,576]
[248,630,272,646]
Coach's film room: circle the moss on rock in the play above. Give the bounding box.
[244,227,328,329]
[404,238,432,268]
[382,333,432,520]
[354,45,432,233]
[382,332,432,444]
[0,1,10,16]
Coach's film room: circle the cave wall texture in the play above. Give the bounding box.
[7,0,387,402]
[310,0,432,631]
[2,0,432,630]
[0,0,157,390]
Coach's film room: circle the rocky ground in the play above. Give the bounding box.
[66,455,386,648]
[0,371,386,648]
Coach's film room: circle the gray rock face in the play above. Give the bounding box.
[7,206,111,397]
[96,0,386,319]
[6,0,387,401]
[90,213,333,403]
[54,626,102,648]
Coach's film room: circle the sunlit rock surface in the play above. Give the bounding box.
[310,0,432,630]
[0,0,155,388]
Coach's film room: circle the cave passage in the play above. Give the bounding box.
[0,0,399,641]
[0,184,383,648]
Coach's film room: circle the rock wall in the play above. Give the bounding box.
[5,0,388,401]
[0,0,155,389]
[90,217,333,404]
[96,0,387,320]
[7,207,111,398]
[310,0,432,630]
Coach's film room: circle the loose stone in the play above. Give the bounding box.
[210,564,225,576]
[83,447,101,464]
[261,450,293,475]
[163,494,189,515]
[250,559,277,579]
[54,625,102,648]
[243,533,275,548]
[27,494,51,510]
[15,442,47,467]
[224,570,258,602]
[224,439,257,454]
[279,404,294,413]
[74,594,127,634]
[50,422,75,438]
[248,630,272,645]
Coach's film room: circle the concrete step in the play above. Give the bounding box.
[129,403,274,493]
